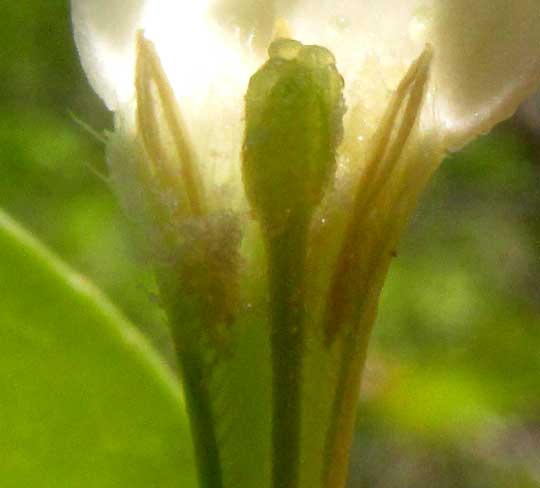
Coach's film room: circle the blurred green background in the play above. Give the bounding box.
[2,1,539,486]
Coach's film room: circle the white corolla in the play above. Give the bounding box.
[71,1,540,213]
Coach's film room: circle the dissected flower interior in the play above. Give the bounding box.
[70,2,540,488]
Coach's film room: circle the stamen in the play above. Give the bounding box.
[345,47,433,223]
[322,46,434,488]
[135,31,206,217]
[324,45,433,342]
[135,37,169,187]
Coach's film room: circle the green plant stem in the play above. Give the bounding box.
[157,275,224,488]
[265,215,309,488]
[177,350,223,488]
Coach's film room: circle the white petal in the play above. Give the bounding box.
[287,0,540,149]
[142,0,257,120]
[285,0,426,154]
[140,0,264,195]
[428,0,540,148]
[71,0,147,109]
[211,0,291,52]
[287,0,420,84]
[71,0,265,111]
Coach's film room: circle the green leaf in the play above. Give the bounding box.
[0,209,196,488]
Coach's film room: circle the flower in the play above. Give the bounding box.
[71,1,540,488]
[71,0,540,303]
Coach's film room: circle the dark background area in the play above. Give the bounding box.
[1,2,539,486]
